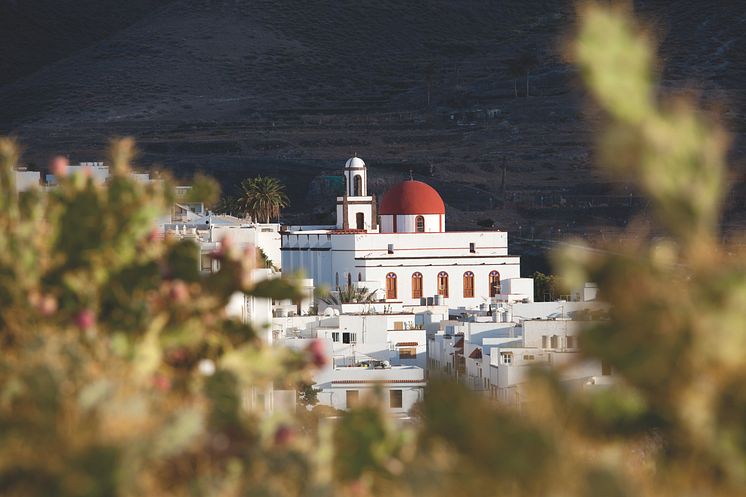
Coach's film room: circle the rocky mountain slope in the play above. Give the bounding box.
[0,0,744,238]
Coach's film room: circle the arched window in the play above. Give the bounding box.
[353,175,362,196]
[415,215,425,232]
[347,273,352,288]
[335,272,340,291]
[386,273,398,300]
[356,212,365,230]
[437,271,449,298]
[411,272,423,299]
[463,271,475,298]
[358,272,362,282]
[489,271,501,297]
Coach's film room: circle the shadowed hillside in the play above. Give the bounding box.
[0,0,744,237]
[0,0,174,85]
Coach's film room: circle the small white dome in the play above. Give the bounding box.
[345,156,366,169]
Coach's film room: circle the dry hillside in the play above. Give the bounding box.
[0,0,744,248]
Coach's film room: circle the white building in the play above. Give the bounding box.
[282,157,530,310]
[46,161,109,186]
[428,315,613,408]
[163,214,282,272]
[286,332,426,414]
[14,169,41,192]
[487,319,613,407]
[276,303,447,414]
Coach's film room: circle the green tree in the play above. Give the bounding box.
[213,194,242,216]
[531,271,569,301]
[258,247,276,270]
[239,175,289,223]
[297,382,320,407]
[321,284,378,305]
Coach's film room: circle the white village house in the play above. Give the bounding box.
[275,302,447,414]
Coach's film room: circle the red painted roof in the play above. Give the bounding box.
[469,348,483,359]
[379,180,445,215]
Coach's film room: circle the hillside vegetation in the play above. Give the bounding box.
[0,0,744,236]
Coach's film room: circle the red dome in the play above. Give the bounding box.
[379,180,445,215]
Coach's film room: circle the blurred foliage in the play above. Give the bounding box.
[0,138,312,497]
[185,173,221,208]
[532,271,570,301]
[1,3,745,497]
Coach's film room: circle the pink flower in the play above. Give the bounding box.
[147,228,160,243]
[169,280,189,303]
[152,374,171,392]
[273,425,295,446]
[211,236,234,260]
[38,295,58,316]
[166,346,190,367]
[75,309,95,330]
[307,339,328,368]
[50,156,69,177]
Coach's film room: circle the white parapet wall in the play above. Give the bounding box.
[323,365,425,413]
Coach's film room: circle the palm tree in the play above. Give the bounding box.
[213,195,242,216]
[321,285,378,305]
[518,51,538,97]
[238,176,289,223]
[504,58,523,97]
[505,51,539,97]
[258,247,276,270]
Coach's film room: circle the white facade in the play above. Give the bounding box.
[286,335,425,414]
[427,313,613,408]
[163,216,282,273]
[282,229,521,309]
[379,213,443,233]
[211,223,282,270]
[46,162,109,185]
[225,268,275,343]
[323,365,425,413]
[276,305,445,414]
[275,311,427,369]
[14,170,41,192]
[572,282,599,302]
[282,156,526,310]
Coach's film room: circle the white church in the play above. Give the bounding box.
[282,157,534,310]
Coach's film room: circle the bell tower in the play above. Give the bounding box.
[336,156,376,231]
[344,155,367,197]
